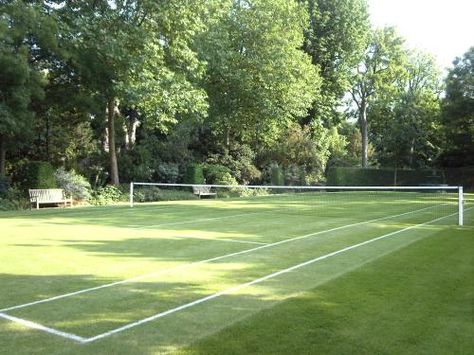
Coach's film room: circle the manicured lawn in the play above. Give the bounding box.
[0,192,472,354]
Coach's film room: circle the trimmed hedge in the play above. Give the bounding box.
[326,167,445,186]
[20,161,57,189]
[270,165,285,186]
[184,164,205,184]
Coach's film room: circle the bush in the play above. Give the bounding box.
[19,161,56,189]
[133,187,198,202]
[185,164,205,184]
[88,185,125,205]
[55,168,91,201]
[0,186,30,211]
[157,163,180,183]
[326,167,439,186]
[203,164,238,185]
[205,143,261,184]
[270,164,284,186]
[284,165,305,186]
[236,187,270,197]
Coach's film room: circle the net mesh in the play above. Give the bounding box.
[130,183,463,225]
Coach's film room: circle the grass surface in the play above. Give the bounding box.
[0,192,472,354]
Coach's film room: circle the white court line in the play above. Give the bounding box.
[2,207,467,344]
[0,312,87,343]
[172,234,268,245]
[0,204,441,313]
[137,211,262,229]
[83,209,465,343]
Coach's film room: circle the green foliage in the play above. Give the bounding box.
[236,187,270,197]
[284,165,305,186]
[370,50,443,168]
[203,164,238,185]
[327,167,394,185]
[262,123,339,185]
[0,0,469,192]
[88,185,125,206]
[185,164,205,184]
[0,185,30,211]
[206,143,261,184]
[18,161,56,189]
[157,163,180,183]
[54,168,91,201]
[133,187,198,203]
[326,167,450,186]
[201,0,319,146]
[0,1,56,139]
[0,175,10,198]
[269,164,285,186]
[301,0,370,125]
[441,46,474,167]
[118,146,155,183]
[349,26,408,167]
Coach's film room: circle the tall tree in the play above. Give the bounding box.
[54,0,208,185]
[370,50,442,168]
[349,27,406,167]
[441,46,474,166]
[300,0,370,125]
[200,0,319,149]
[0,1,58,175]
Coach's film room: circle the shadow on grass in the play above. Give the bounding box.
[1,222,471,354]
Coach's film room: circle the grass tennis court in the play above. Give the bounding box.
[1,191,473,354]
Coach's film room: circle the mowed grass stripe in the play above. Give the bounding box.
[0,202,456,308]
[0,191,455,227]
[175,210,473,355]
[4,207,454,337]
[0,202,444,310]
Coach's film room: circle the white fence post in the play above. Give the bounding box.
[458,186,464,226]
[130,182,134,208]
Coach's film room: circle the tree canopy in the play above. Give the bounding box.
[0,0,472,192]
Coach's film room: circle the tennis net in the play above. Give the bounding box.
[129,183,465,226]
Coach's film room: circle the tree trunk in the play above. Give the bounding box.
[359,100,369,168]
[107,98,120,185]
[0,134,6,176]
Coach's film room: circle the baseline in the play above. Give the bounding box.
[0,312,86,343]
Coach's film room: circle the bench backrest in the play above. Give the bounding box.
[29,189,65,202]
[192,186,212,194]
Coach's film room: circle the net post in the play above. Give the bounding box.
[130,182,134,208]
[458,186,463,226]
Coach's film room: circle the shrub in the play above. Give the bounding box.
[133,187,197,202]
[88,185,125,205]
[203,164,238,185]
[205,143,261,184]
[284,164,303,186]
[270,164,284,186]
[236,187,270,197]
[54,168,91,201]
[157,163,180,183]
[0,186,30,211]
[19,161,56,189]
[184,164,205,184]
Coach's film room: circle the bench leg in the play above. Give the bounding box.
[36,201,39,210]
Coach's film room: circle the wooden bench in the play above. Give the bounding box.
[192,186,217,199]
[29,189,73,209]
